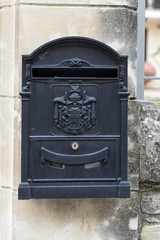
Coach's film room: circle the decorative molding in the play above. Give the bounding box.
[19,81,31,98]
[119,81,127,92]
[119,65,125,80]
[23,37,125,62]
[57,58,93,67]
[119,82,130,98]
[25,64,31,80]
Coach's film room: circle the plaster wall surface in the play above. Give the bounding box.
[0,1,160,240]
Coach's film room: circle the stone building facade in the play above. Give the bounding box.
[0,1,160,239]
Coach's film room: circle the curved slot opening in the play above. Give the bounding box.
[84,161,100,169]
[42,160,65,169]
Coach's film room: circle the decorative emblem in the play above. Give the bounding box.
[53,85,96,134]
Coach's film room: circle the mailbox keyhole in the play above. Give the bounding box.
[71,142,79,150]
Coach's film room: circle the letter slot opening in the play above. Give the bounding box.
[32,67,118,78]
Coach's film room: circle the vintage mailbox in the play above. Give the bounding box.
[18,37,130,199]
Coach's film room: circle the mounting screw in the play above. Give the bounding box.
[71,142,79,150]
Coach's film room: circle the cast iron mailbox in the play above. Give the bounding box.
[18,36,130,199]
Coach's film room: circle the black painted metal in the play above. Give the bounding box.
[18,36,130,199]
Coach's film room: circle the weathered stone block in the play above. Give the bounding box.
[128,101,141,191]
[0,98,20,190]
[0,6,18,97]
[0,8,2,62]
[0,98,14,188]
[0,0,17,6]
[128,101,141,172]
[139,103,160,183]
[13,99,21,190]
[128,174,139,191]
[141,192,160,215]
[128,101,160,184]
[19,0,138,8]
[13,192,139,240]
[141,226,160,240]
[142,215,160,225]
[0,188,12,240]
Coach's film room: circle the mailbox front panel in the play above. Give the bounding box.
[18,37,130,199]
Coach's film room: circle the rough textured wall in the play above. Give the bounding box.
[140,104,160,240]
[128,101,160,240]
[1,1,159,240]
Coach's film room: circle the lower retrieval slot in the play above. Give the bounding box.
[42,160,65,169]
[42,160,105,169]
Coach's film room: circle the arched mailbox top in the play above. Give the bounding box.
[22,36,128,83]
[23,36,127,65]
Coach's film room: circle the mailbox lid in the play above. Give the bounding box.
[28,137,120,182]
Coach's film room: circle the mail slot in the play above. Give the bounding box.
[18,36,130,199]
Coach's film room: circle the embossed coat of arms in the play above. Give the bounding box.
[53,85,96,134]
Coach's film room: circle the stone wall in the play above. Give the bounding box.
[139,103,160,240]
[0,0,160,240]
[128,101,160,240]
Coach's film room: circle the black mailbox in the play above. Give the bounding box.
[18,37,130,199]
